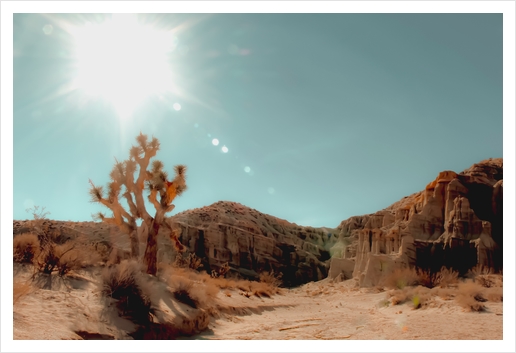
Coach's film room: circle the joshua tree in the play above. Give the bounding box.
[89,132,187,276]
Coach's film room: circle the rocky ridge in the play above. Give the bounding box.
[330,158,503,286]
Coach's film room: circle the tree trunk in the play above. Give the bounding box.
[129,229,139,259]
[144,220,160,276]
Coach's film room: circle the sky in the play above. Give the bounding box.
[12,13,504,228]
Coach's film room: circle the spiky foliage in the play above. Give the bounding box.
[88,133,188,275]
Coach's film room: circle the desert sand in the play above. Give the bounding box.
[13,263,503,346]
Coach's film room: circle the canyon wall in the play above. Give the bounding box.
[330,158,503,286]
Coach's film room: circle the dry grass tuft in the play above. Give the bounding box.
[387,286,432,309]
[381,267,419,289]
[167,268,220,310]
[13,233,40,264]
[259,271,283,287]
[100,260,153,324]
[455,281,487,312]
[35,241,89,276]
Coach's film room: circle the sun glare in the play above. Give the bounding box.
[70,14,177,118]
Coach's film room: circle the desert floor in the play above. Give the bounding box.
[13,264,503,342]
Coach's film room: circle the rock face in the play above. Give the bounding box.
[168,201,338,287]
[330,158,503,286]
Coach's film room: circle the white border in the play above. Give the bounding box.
[2,1,514,352]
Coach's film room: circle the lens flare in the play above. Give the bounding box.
[70,14,177,119]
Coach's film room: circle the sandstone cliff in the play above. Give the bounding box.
[330,158,503,286]
[168,201,339,286]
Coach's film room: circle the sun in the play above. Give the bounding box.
[70,14,177,118]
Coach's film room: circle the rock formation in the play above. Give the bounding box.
[168,201,338,287]
[329,158,503,286]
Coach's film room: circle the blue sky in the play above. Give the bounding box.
[12,13,503,227]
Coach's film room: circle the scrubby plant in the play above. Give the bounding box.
[455,281,487,312]
[35,241,81,276]
[89,132,187,276]
[380,267,420,290]
[100,260,154,324]
[210,262,230,278]
[414,266,459,289]
[13,233,40,264]
[24,206,63,245]
[173,253,203,271]
[259,270,283,288]
[467,265,502,288]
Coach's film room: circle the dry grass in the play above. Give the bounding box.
[35,241,88,276]
[467,265,503,288]
[259,271,283,287]
[381,267,419,289]
[173,253,203,271]
[385,269,503,312]
[455,281,487,312]
[100,260,154,324]
[13,233,40,264]
[381,266,459,290]
[167,268,221,310]
[387,286,432,309]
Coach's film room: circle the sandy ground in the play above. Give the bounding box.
[12,266,503,343]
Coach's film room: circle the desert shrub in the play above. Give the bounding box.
[259,270,283,288]
[455,281,487,312]
[13,233,40,263]
[250,281,279,298]
[35,241,84,276]
[413,267,458,289]
[173,253,203,271]
[167,268,220,310]
[466,265,502,288]
[433,267,459,288]
[56,245,84,276]
[415,269,440,288]
[100,260,153,324]
[387,286,431,309]
[211,262,230,278]
[381,267,419,289]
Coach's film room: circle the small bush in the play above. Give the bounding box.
[259,271,283,288]
[100,260,153,324]
[167,269,220,310]
[211,262,230,278]
[13,233,40,264]
[381,267,419,289]
[387,286,431,309]
[173,253,203,271]
[413,267,459,289]
[35,242,83,276]
[433,267,459,288]
[455,281,486,312]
